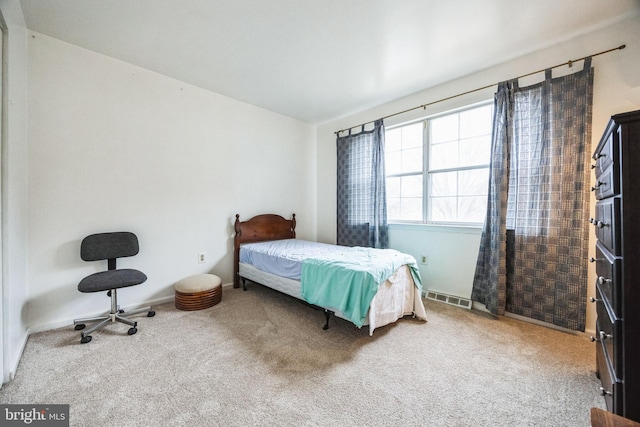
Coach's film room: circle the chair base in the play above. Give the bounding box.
[73,288,155,343]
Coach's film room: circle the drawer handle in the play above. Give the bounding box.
[591,164,597,169]
[589,257,598,263]
[589,218,603,227]
[590,335,599,342]
[589,296,601,303]
[600,330,613,341]
[591,181,605,191]
[598,277,612,286]
[592,220,608,229]
[599,386,613,396]
[594,153,606,160]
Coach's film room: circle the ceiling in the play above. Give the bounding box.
[18,0,640,124]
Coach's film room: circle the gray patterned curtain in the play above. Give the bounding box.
[336,119,388,248]
[472,58,593,331]
[470,81,513,317]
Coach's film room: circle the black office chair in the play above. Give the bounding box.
[73,232,155,344]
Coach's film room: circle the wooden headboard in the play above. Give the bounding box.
[233,213,296,288]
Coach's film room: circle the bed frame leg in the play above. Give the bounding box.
[323,310,332,330]
[241,278,247,291]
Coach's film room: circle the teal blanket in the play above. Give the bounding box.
[300,247,423,328]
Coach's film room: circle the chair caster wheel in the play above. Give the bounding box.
[118,309,125,314]
[128,327,137,335]
[74,324,86,330]
[147,311,155,317]
[80,335,92,344]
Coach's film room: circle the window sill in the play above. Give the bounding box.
[388,222,483,235]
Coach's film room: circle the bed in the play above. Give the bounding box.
[233,213,427,335]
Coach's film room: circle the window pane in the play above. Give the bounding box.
[386,176,401,198]
[385,174,423,221]
[459,104,493,138]
[458,196,487,223]
[385,150,402,175]
[430,141,458,170]
[430,114,459,144]
[458,169,489,196]
[401,123,423,149]
[401,147,422,173]
[385,122,424,222]
[386,127,402,152]
[430,197,456,222]
[401,198,422,221]
[431,171,457,197]
[401,175,422,198]
[459,135,491,167]
[385,123,423,176]
[387,197,401,219]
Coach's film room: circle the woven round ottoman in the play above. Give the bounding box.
[175,274,222,311]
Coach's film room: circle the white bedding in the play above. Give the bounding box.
[238,239,427,335]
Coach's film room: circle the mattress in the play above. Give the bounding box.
[239,238,338,280]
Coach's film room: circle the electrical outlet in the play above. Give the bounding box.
[198,252,206,264]
[420,255,427,265]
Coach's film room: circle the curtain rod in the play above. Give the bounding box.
[335,44,626,136]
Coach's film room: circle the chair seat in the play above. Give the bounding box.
[78,268,147,293]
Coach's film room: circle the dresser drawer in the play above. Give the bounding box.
[596,335,622,414]
[593,198,621,256]
[592,162,620,199]
[594,241,622,315]
[596,287,622,376]
[593,128,618,178]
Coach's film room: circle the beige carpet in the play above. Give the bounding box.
[1,283,605,426]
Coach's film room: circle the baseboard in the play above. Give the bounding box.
[8,329,30,383]
[472,301,589,337]
[504,312,588,337]
[471,301,493,314]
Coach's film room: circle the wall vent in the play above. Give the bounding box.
[424,290,471,310]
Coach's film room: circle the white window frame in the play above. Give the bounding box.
[385,100,493,227]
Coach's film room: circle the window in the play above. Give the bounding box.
[385,102,493,225]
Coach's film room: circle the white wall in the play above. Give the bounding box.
[26,33,317,331]
[317,14,640,334]
[0,0,29,384]
[389,224,482,300]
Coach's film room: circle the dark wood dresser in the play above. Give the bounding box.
[591,109,640,422]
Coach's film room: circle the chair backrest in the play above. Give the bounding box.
[81,232,140,262]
